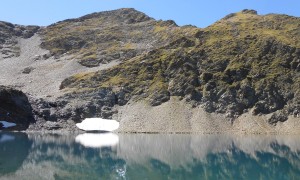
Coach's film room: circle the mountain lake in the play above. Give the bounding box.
[1,132,300,179]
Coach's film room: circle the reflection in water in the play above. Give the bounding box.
[1,133,300,179]
[0,133,31,175]
[0,134,15,143]
[75,133,119,148]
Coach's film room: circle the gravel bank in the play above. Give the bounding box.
[0,34,119,101]
[115,97,300,134]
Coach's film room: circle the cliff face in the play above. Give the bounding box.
[0,9,299,131]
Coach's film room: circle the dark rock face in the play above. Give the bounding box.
[150,91,170,106]
[241,9,258,15]
[0,86,34,130]
[268,112,289,125]
[27,88,124,131]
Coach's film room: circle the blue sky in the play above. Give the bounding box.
[1,0,299,27]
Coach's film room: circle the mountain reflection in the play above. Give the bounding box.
[0,133,31,176]
[1,133,300,179]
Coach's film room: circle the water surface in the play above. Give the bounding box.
[1,132,300,180]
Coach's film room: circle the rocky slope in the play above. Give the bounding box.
[0,8,299,132]
[40,8,195,67]
[0,21,39,59]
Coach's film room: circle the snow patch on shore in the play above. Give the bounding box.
[0,121,16,128]
[76,118,119,131]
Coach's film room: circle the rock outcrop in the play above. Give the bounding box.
[0,21,39,58]
[0,86,34,130]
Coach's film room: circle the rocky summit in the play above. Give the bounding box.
[0,8,299,132]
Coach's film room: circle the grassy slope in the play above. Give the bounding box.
[52,9,300,122]
[40,8,197,67]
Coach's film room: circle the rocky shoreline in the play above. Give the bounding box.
[0,86,299,134]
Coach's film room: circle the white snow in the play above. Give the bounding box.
[75,133,119,148]
[76,118,119,131]
[0,134,15,143]
[0,121,16,128]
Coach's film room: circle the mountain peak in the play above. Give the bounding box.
[57,8,152,25]
[222,9,258,20]
[240,9,258,15]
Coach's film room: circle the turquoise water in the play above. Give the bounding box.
[1,132,300,180]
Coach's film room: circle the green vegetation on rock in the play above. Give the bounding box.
[57,9,300,124]
[40,8,197,67]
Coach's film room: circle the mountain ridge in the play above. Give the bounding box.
[0,8,299,132]
[59,9,300,121]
